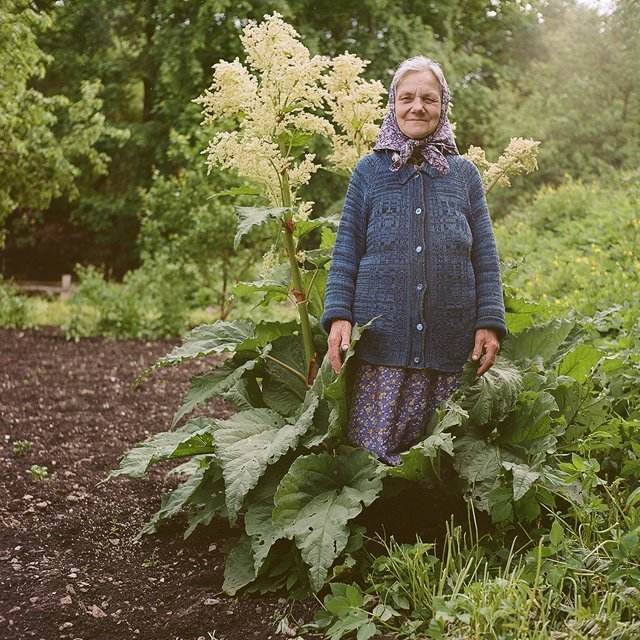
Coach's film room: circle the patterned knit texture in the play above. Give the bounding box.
[347,358,462,466]
[321,150,506,372]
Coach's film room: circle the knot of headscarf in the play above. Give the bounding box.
[374,69,459,174]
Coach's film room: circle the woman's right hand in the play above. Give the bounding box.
[327,319,353,374]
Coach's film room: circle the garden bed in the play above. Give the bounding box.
[0,327,314,640]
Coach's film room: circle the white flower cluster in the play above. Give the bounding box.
[195,13,385,204]
[465,138,541,194]
[323,53,386,171]
[259,244,281,279]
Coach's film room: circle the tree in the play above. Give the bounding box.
[487,0,640,187]
[0,0,124,250]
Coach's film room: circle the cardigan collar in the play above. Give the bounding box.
[395,157,447,184]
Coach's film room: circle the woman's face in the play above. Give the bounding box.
[394,69,442,139]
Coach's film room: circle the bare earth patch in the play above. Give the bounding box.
[0,327,315,640]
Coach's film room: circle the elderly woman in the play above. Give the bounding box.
[320,56,507,466]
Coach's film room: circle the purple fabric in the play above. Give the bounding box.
[346,358,462,466]
[374,68,459,174]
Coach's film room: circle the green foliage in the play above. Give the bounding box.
[476,0,640,218]
[105,13,640,620]
[13,440,33,457]
[272,450,383,591]
[495,175,640,417]
[29,464,50,481]
[0,1,126,245]
[316,512,640,640]
[64,262,191,339]
[0,283,32,329]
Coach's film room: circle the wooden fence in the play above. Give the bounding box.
[13,274,73,300]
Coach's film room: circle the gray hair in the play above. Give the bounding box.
[390,56,446,93]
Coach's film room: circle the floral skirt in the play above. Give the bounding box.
[346,358,462,466]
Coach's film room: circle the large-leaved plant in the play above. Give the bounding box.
[109,12,544,596]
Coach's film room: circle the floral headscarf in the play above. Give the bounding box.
[374,67,459,174]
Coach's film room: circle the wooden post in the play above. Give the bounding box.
[60,274,72,300]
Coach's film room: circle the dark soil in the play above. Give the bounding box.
[0,328,316,640]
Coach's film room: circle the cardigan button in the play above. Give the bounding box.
[413,173,420,179]
[413,357,420,363]
[415,245,422,253]
[415,208,422,214]
[416,283,424,291]
[416,323,424,330]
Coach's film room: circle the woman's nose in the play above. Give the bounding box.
[410,98,425,112]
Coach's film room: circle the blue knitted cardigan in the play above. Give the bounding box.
[320,150,507,372]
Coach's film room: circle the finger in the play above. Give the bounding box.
[476,353,496,376]
[341,324,351,349]
[328,346,341,373]
[472,337,485,362]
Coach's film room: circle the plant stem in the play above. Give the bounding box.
[278,146,316,380]
[264,354,309,386]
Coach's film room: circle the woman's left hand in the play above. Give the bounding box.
[472,328,500,376]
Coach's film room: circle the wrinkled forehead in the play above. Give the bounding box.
[389,71,450,109]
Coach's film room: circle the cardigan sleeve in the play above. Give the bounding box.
[464,161,508,339]
[320,162,370,335]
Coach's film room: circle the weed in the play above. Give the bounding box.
[13,439,33,456]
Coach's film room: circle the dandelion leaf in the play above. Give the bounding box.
[273,450,384,591]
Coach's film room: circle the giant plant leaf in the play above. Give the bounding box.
[500,318,575,364]
[172,347,271,428]
[389,430,455,481]
[232,278,290,298]
[458,358,522,426]
[558,343,603,384]
[223,534,257,595]
[215,402,318,525]
[454,433,503,486]
[272,450,384,591]
[184,463,227,538]
[136,458,219,540]
[502,461,540,501]
[324,319,377,435]
[302,268,328,319]
[261,334,308,416]
[293,215,340,239]
[107,417,217,480]
[503,285,550,333]
[234,205,287,250]
[244,461,291,574]
[500,390,559,456]
[255,319,300,346]
[223,377,264,412]
[136,319,258,382]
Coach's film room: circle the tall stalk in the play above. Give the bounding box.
[279,158,316,383]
